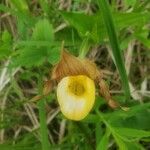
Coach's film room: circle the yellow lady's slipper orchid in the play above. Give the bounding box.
[57,75,95,121]
[31,50,125,121]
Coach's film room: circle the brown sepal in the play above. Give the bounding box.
[51,50,99,82]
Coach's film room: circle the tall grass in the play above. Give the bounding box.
[98,0,130,101]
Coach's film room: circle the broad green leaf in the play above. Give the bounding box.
[61,11,94,37]
[55,27,81,45]
[103,102,150,131]
[96,110,146,150]
[111,109,150,130]
[61,11,104,43]
[61,11,150,43]
[14,48,47,67]
[32,19,60,65]
[13,19,60,67]
[135,29,150,49]
[32,19,54,42]
[114,12,150,29]
[114,127,150,138]
[105,102,150,123]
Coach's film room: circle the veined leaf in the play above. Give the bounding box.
[113,134,144,150]
[32,19,54,42]
[14,19,60,67]
[114,127,150,138]
[61,11,150,43]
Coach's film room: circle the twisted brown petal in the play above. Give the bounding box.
[98,79,120,109]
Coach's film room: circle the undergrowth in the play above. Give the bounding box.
[0,0,150,150]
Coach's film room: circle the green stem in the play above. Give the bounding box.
[38,100,50,150]
[38,72,51,150]
[79,32,91,59]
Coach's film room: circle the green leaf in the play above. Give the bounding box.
[13,19,60,67]
[61,11,105,43]
[113,134,128,150]
[47,45,61,64]
[38,0,50,16]
[10,0,29,14]
[14,48,47,67]
[61,11,94,37]
[113,134,143,150]
[106,102,150,123]
[55,27,81,42]
[95,122,103,146]
[0,31,12,59]
[32,19,54,42]
[96,110,146,150]
[1,30,11,42]
[114,127,150,138]
[111,109,150,130]
[61,11,150,44]
[98,0,130,101]
[96,128,111,150]
[135,29,150,49]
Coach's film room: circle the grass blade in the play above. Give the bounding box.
[98,0,130,101]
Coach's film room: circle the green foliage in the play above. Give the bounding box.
[96,103,150,150]
[96,128,110,150]
[61,1,149,102]
[0,133,42,150]
[0,31,12,59]
[114,127,150,139]
[13,19,60,67]
[0,0,149,150]
[124,0,137,7]
[98,0,130,101]
[61,11,150,44]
